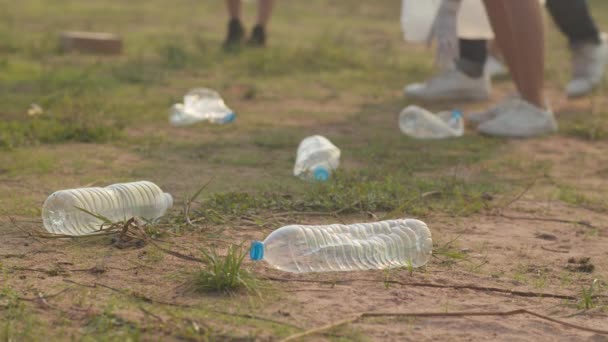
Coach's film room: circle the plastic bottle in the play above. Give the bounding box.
[249,219,432,273]
[293,135,340,181]
[399,105,464,139]
[42,181,173,236]
[169,88,236,127]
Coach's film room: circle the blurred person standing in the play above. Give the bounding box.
[406,0,607,101]
[223,0,274,49]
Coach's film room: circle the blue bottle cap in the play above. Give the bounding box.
[313,166,330,182]
[222,112,237,124]
[451,110,462,119]
[250,241,264,261]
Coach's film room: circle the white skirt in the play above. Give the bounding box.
[401,0,494,42]
[401,0,546,42]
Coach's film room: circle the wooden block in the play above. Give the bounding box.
[59,31,122,55]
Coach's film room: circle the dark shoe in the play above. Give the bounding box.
[223,18,244,49]
[248,25,266,47]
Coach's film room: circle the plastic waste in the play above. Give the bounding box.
[400,0,494,42]
[399,105,464,139]
[249,219,433,273]
[42,181,173,236]
[169,88,236,126]
[293,135,340,181]
[27,103,43,117]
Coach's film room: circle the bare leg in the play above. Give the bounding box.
[483,0,545,108]
[256,0,274,27]
[226,0,241,20]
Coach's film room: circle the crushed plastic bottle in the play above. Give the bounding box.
[399,105,464,139]
[42,181,173,236]
[293,135,340,181]
[249,219,432,273]
[169,88,236,126]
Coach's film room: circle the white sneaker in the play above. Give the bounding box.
[477,98,558,138]
[566,33,608,98]
[404,67,491,101]
[484,56,507,78]
[467,95,519,126]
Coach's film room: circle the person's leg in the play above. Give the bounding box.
[224,0,244,48]
[546,0,607,97]
[482,0,544,108]
[546,0,600,45]
[226,0,241,20]
[476,0,557,137]
[249,0,274,46]
[256,0,274,27]
[457,39,487,78]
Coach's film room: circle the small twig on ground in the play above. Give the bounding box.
[135,225,205,263]
[271,211,339,218]
[9,216,43,244]
[263,277,607,300]
[0,253,27,259]
[496,213,598,229]
[17,287,72,303]
[565,307,608,318]
[541,246,570,254]
[209,310,303,330]
[501,176,539,209]
[10,266,67,275]
[139,306,165,323]
[280,309,608,341]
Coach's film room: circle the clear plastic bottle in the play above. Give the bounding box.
[42,181,173,236]
[249,219,432,273]
[293,135,340,181]
[169,88,236,127]
[399,105,464,139]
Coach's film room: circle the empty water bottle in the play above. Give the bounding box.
[293,135,340,181]
[399,105,464,139]
[42,181,173,236]
[249,219,432,273]
[169,88,236,126]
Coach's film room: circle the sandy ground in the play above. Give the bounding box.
[2,137,607,341]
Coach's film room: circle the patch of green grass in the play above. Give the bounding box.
[324,325,371,342]
[252,129,301,150]
[141,246,164,264]
[1,285,41,342]
[193,171,498,222]
[83,307,142,342]
[0,116,122,149]
[229,32,374,78]
[192,245,258,294]
[558,185,606,211]
[111,53,167,85]
[432,236,471,269]
[577,279,603,310]
[563,116,608,141]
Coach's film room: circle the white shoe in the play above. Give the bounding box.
[467,95,519,126]
[477,98,558,138]
[404,67,491,101]
[566,33,608,98]
[484,56,507,78]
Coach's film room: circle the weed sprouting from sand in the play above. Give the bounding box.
[192,245,258,294]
